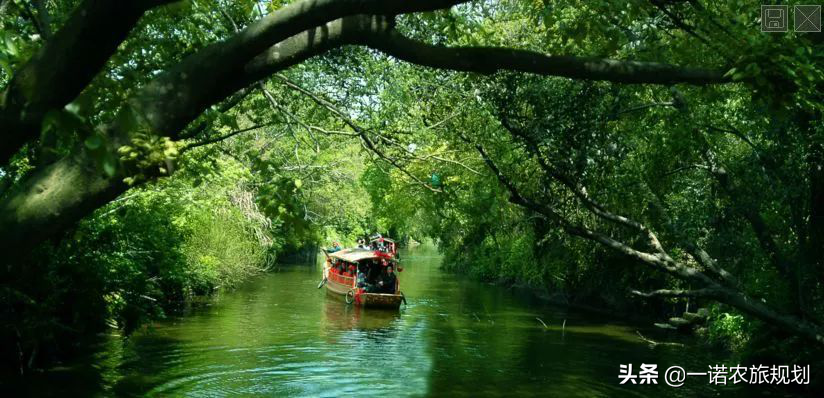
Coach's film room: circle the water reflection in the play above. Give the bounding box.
[321,300,401,334]
[9,245,761,397]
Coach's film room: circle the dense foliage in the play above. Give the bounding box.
[354,1,824,378]
[0,0,822,392]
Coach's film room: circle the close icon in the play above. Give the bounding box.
[795,5,821,32]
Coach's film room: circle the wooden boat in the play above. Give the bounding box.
[321,247,405,309]
[369,234,398,259]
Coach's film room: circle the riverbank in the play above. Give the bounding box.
[0,170,275,376]
[3,248,775,397]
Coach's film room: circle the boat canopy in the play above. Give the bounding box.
[328,248,392,263]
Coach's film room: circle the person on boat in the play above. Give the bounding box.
[327,241,342,253]
[356,267,368,289]
[376,265,397,294]
[357,263,377,292]
[347,264,357,277]
[366,259,381,285]
[357,238,367,249]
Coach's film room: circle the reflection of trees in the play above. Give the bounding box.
[421,268,756,397]
[110,334,185,397]
[321,299,400,336]
[424,276,534,395]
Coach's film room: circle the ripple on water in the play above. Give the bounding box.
[29,247,763,397]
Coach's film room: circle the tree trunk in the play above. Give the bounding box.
[0,147,127,262]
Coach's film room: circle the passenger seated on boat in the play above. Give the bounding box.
[344,264,356,278]
[366,260,381,284]
[357,270,370,289]
[357,271,379,292]
[327,242,342,253]
[376,266,397,294]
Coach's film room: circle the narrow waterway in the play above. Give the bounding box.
[15,245,760,397]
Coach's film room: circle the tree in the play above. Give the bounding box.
[0,0,820,379]
[0,0,728,263]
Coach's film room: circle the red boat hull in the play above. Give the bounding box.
[324,268,403,309]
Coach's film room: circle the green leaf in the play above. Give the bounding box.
[85,135,103,150]
[65,103,83,118]
[5,35,17,57]
[102,153,117,177]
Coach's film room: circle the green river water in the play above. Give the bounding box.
[13,245,768,397]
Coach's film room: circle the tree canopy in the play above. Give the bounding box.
[0,0,822,384]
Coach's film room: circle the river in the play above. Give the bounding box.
[13,245,761,397]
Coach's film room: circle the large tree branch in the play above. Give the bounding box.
[0,16,369,259]
[499,118,669,255]
[631,287,723,298]
[0,0,178,165]
[126,0,464,139]
[363,30,730,85]
[472,134,824,344]
[473,135,717,286]
[0,15,407,259]
[0,0,465,165]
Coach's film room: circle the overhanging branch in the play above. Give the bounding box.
[0,0,178,164]
[363,30,730,85]
[631,288,723,298]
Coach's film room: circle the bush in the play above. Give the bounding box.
[1,167,272,373]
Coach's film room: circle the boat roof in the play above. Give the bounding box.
[329,248,392,263]
[369,237,395,243]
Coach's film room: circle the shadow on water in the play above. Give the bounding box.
[7,244,776,397]
[322,300,401,334]
[5,332,184,397]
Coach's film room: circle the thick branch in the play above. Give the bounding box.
[473,136,824,344]
[0,16,367,258]
[500,118,668,255]
[0,15,420,259]
[364,30,729,85]
[0,0,177,164]
[127,0,464,138]
[631,288,723,298]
